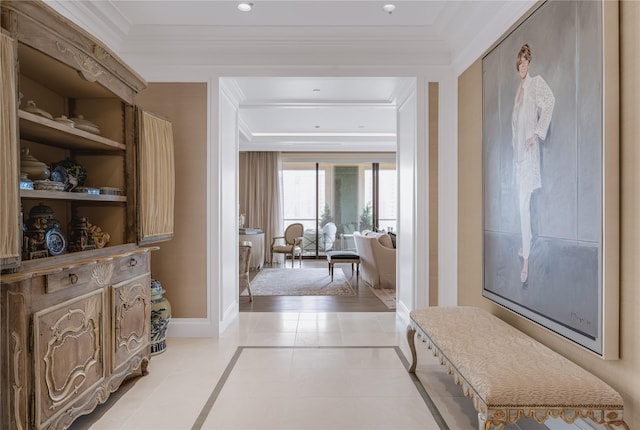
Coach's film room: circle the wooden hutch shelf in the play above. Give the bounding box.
[19,110,126,151]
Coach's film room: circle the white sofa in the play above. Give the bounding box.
[353,231,396,289]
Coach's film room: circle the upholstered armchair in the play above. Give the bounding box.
[239,241,253,301]
[270,223,304,268]
[302,222,337,252]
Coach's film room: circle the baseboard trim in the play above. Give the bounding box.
[167,318,219,338]
[396,299,411,326]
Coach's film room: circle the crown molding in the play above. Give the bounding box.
[238,117,254,142]
[452,0,537,75]
[43,0,130,53]
[124,49,450,71]
[125,24,439,43]
[118,24,450,67]
[240,101,394,108]
[391,78,417,107]
[239,136,396,152]
[221,78,247,104]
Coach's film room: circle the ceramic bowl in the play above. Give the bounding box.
[21,164,50,180]
[20,148,51,180]
[71,115,101,135]
[54,115,75,128]
[24,100,53,119]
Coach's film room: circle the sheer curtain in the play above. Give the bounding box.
[239,152,283,263]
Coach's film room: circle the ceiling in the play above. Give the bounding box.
[224,76,412,151]
[48,0,535,151]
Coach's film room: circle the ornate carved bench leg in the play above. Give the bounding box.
[406,324,417,373]
[605,421,631,430]
[478,412,486,430]
[478,413,506,430]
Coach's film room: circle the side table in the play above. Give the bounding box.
[239,229,264,269]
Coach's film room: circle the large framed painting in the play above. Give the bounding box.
[482,0,619,358]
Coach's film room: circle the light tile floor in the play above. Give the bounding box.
[71,312,554,430]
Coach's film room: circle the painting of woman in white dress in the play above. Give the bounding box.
[481,0,617,356]
[511,43,555,284]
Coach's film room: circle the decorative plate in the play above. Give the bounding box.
[53,159,87,186]
[50,165,68,184]
[99,187,121,196]
[33,180,65,191]
[46,227,67,255]
[73,187,100,194]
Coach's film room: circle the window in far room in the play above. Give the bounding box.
[282,156,396,257]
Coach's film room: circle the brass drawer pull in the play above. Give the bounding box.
[69,273,79,285]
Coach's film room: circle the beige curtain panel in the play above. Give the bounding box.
[1,33,21,260]
[239,151,283,262]
[138,110,175,242]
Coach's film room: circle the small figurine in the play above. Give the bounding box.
[87,222,110,249]
[69,217,96,252]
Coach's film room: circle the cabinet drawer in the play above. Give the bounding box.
[46,264,95,294]
[116,253,149,278]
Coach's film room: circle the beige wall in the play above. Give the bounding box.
[136,83,208,318]
[457,2,640,427]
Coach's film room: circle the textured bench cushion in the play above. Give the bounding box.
[327,251,360,260]
[410,307,623,411]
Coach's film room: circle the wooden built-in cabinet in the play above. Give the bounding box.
[3,245,153,430]
[0,1,174,429]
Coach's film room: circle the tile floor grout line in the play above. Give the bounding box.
[191,346,245,430]
[192,345,450,430]
[394,346,450,430]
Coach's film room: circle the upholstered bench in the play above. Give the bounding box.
[407,306,629,430]
[326,251,360,281]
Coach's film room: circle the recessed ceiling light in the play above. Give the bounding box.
[237,2,253,12]
[382,4,396,14]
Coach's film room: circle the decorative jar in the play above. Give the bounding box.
[150,278,171,355]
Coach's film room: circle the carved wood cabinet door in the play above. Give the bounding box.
[33,289,107,429]
[111,274,150,373]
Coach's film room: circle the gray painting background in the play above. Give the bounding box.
[482,1,603,352]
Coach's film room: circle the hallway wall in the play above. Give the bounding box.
[457,2,640,427]
[136,83,209,319]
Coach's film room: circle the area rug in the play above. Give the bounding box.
[369,286,396,310]
[243,268,356,296]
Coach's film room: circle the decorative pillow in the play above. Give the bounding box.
[388,232,396,248]
[378,233,393,248]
